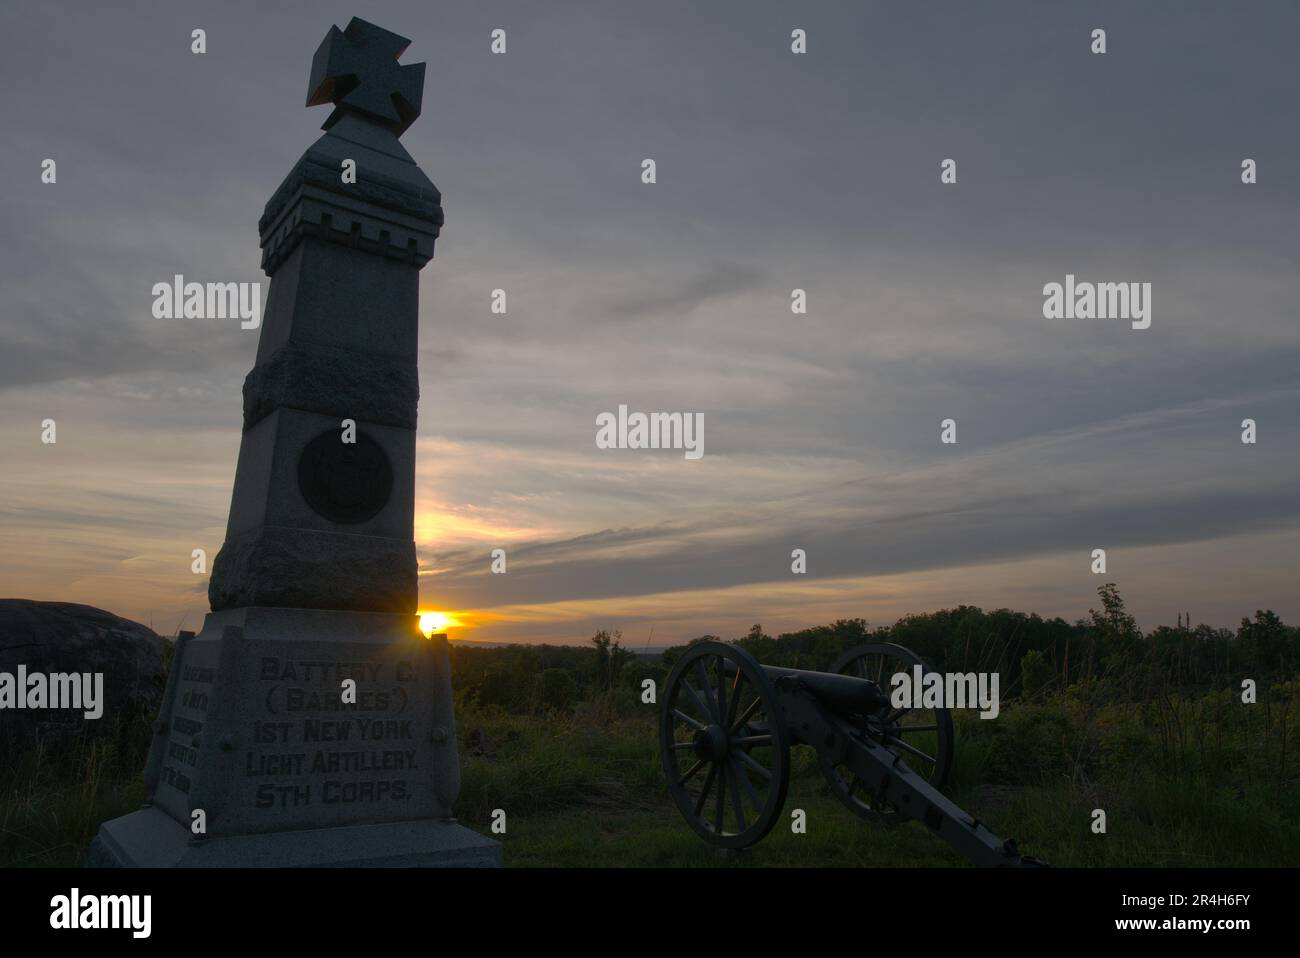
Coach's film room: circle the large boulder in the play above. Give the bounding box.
[0,600,166,762]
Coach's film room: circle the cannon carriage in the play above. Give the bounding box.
[658,640,1043,866]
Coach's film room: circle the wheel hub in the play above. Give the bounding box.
[692,724,729,761]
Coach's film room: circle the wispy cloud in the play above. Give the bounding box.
[599,263,766,320]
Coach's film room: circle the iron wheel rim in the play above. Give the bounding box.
[659,641,791,849]
[818,642,954,823]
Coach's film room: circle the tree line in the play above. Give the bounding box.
[451,585,1300,714]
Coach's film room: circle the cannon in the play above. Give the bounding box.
[658,640,1043,866]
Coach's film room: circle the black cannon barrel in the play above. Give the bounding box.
[760,665,887,716]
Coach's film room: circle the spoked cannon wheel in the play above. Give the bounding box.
[818,642,954,823]
[659,641,790,848]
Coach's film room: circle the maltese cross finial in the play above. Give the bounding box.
[306,17,426,137]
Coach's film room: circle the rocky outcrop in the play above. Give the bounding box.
[0,600,166,761]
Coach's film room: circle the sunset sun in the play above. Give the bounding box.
[418,611,461,636]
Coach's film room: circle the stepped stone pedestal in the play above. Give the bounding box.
[89,17,500,868]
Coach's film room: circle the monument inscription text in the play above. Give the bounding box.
[234,646,434,828]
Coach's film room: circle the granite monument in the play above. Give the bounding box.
[89,17,501,867]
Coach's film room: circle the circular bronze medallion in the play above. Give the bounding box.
[297,429,394,524]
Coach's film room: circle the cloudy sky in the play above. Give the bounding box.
[2,0,1298,644]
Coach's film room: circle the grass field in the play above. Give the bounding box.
[4,685,1298,867]
[450,693,1300,867]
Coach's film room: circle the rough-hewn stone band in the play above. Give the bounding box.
[243,343,419,431]
[208,525,417,613]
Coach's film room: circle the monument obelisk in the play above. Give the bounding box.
[90,18,500,867]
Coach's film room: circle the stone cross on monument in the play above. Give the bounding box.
[90,18,501,867]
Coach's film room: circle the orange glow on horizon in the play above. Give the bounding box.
[418,610,466,637]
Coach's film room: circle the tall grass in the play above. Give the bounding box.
[0,718,151,867]
[4,673,1297,866]
[453,682,1300,866]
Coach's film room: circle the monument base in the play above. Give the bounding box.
[88,805,501,868]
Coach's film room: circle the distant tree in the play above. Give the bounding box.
[1237,609,1296,678]
[1089,583,1139,640]
[1019,648,1054,699]
[1081,583,1140,684]
[591,629,635,691]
